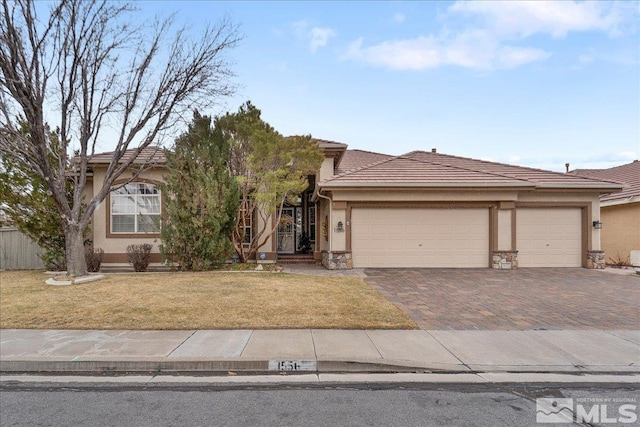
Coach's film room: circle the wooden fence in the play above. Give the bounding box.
[0,227,44,270]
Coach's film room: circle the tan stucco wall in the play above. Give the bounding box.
[497,209,512,251]
[600,202,640,264]
[254,211,274,254]
[319,158,335,182]
[316,198,330,252]
[91,167,165,257]
[332,208,346,252]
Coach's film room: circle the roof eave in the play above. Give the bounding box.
[87,159,166,166]
[318,181,535,189]
[534,183,625,191]
[601,196,640,207]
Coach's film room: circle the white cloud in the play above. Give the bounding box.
[496,46,551,69]
[394,13,406,24]
[344,1,638,71]
[343,31,550,70]
[449,0,634,38]
[345,37,441,70]
[310,27,336,53]
[291,21,336,53]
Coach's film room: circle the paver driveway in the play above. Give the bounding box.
[363,268,640,330]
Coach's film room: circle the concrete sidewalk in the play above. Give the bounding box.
[1,329,638,376]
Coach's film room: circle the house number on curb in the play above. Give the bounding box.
[268,360,317,371]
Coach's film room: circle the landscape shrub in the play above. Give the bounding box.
[85,247,104,272]
[127,244,152,272]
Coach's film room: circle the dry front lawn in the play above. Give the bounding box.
[0,270,416,330]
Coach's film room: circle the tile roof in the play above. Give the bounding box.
[571,161,640,202]
[87,146,167,165]
[321,150,624,191]
[336,149,393,175]
[312,138,348,150]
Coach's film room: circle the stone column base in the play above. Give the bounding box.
[322,251,353,270]
[492,251,518,269]
[586,250,606,269]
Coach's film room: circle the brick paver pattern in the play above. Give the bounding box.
[363,268,640,330]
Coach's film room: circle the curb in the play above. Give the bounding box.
[2,359,639,376]
[0,359,459,375]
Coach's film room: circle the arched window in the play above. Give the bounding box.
[110,183,161,233]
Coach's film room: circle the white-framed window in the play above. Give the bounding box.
[110,183,161,233]
[308,204,316,242]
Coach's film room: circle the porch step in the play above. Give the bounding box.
[277,254,317,265]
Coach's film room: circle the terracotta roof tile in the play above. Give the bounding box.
[312,138,348,149]
[571,161,640,202]
[87,146,167,165]
[321,150,624,191]
[336,149,393,175]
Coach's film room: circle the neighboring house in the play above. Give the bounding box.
[571,161,640,266]
[86,141,623,270]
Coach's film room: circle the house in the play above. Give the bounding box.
[571,161,640,266]
[86,141,623,270]
[85,147,167,266]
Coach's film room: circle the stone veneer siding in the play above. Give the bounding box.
[586,250,606,269]
[492,251,519,269]
[322,251,353,270]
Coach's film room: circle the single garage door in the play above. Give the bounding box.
[351,208,489,268]
[517,208,582,267]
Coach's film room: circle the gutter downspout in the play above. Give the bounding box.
[316,189,332,257]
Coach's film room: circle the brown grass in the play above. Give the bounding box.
[0,270,417,330]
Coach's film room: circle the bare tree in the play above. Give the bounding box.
[0,0,239,276]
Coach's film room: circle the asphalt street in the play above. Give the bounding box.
[1,382,638,427]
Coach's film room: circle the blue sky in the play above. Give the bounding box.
[140,1,639,172]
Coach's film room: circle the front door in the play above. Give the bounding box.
[277,207,295,254]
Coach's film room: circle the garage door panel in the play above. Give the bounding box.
[516,208,582,267]
[351,208,489,268]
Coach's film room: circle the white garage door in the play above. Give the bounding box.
[351,208,489,268]
[517,208,582,267]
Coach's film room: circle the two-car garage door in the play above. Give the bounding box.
[351,208,489,268]
[350,207,583,268]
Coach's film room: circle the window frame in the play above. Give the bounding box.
[308,204,316,242]
[107,181,162,238]
[239,196,253,249]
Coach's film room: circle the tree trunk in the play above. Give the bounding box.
[65,225,87,277]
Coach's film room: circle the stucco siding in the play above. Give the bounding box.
[91,167,165,258]
[497,209,512,251]
[600,202,640,264]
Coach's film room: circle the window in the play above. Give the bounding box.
[110,183,161,234]
[239,198,253,246]
[308,204,316,242]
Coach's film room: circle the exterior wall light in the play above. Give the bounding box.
[592,220,603,229]
[336,221,344,232]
